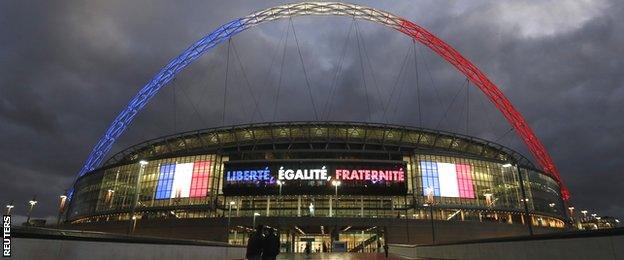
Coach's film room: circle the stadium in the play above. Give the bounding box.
[62,2,571,253]
[65,122,567,252]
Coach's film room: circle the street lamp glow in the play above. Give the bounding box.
[331,180,341,186]
[581,210,588,214]
[5,203,14,215]
[229,201,236,206]
[254,212,260,216]
[60,195,67,200]
[502,163,513,168]
[29,200,37,206]
[139,160,149,165]
[568,206,574,210]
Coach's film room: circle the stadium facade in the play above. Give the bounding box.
[65,122,567,252]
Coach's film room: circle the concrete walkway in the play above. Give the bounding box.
[275,253,423,259]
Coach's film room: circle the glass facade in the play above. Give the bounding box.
[67,123,566,230]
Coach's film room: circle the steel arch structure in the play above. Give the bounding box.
[74,2,569,199]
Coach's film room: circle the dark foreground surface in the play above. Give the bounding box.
[275,253,427,259]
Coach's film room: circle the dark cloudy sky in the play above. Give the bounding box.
[1,0,622,223]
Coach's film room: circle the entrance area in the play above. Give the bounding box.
[294,234,331,253]
[229,224,384,253]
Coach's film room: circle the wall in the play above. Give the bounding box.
[64,216,563,244]
[10,238,246,260]
[389,228,624,260]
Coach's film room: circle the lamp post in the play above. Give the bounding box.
[512,163,533,236]
[128,160,148,234]
[5,201,14,215]
[484,193,493,208]
[567,206,575,225]
[227,201,235,243]
[57,194,67,225]
[581,210,588,219]
[277,180,284,216]
[131,216,138,233]
[107,189,115,209]
[26,196,38,225]
[253,212,260,227]
[331,180,341,217]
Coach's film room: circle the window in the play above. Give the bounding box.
[190,161,211,197]
[155,164,175,199]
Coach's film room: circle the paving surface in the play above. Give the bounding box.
[274,253,421,259]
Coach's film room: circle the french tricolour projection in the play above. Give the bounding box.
[420,161,474,198]
[155,161,212,199]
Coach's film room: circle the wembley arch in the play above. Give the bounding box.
[73,2,569,200]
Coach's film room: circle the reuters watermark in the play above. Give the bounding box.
[3,215,9,257]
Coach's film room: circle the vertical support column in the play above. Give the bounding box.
[236,198,240,217]
[297,196,301,217]
[128,162,147,234]
[266,197,271,217]
[360,196,364,217]
[516,165,534,236]
[329,197,333,217]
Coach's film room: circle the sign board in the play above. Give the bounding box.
[223,160,407,195]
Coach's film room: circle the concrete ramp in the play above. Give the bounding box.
[389,228,624,260]
[10,226,246,260]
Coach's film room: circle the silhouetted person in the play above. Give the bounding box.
[383,243,389,258]
[246,225,265,260]
[261,228,280,260]
[304,241,311,255]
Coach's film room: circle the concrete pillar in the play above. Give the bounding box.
[360,196,364,217]
[329,197,333,217]
[236,198,240,217]
[297,196,301,217]
[266,197,270,217]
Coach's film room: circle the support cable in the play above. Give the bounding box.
[435,78,468,130]
[222,39,231,126]
[172,78,177,133]
[412,40,423,127]
[381,45,411,122]
[417,46,445,124]
[354,20,372,122]
[322,19,355,120]
[495,127,515,143]
[453,80,469,134]
[230,40,265,123]
[391,51,411,123]
[466,80,470,135]
[178,77,209,127]
[355,21,385,122]
[289,18,319,121]
[272,20,291,121]
[251,22,289,122]
[476,86,498,135]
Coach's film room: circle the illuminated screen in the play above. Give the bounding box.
[223,161,407,196]
[420,161,474,198]
[155,161,212,199]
